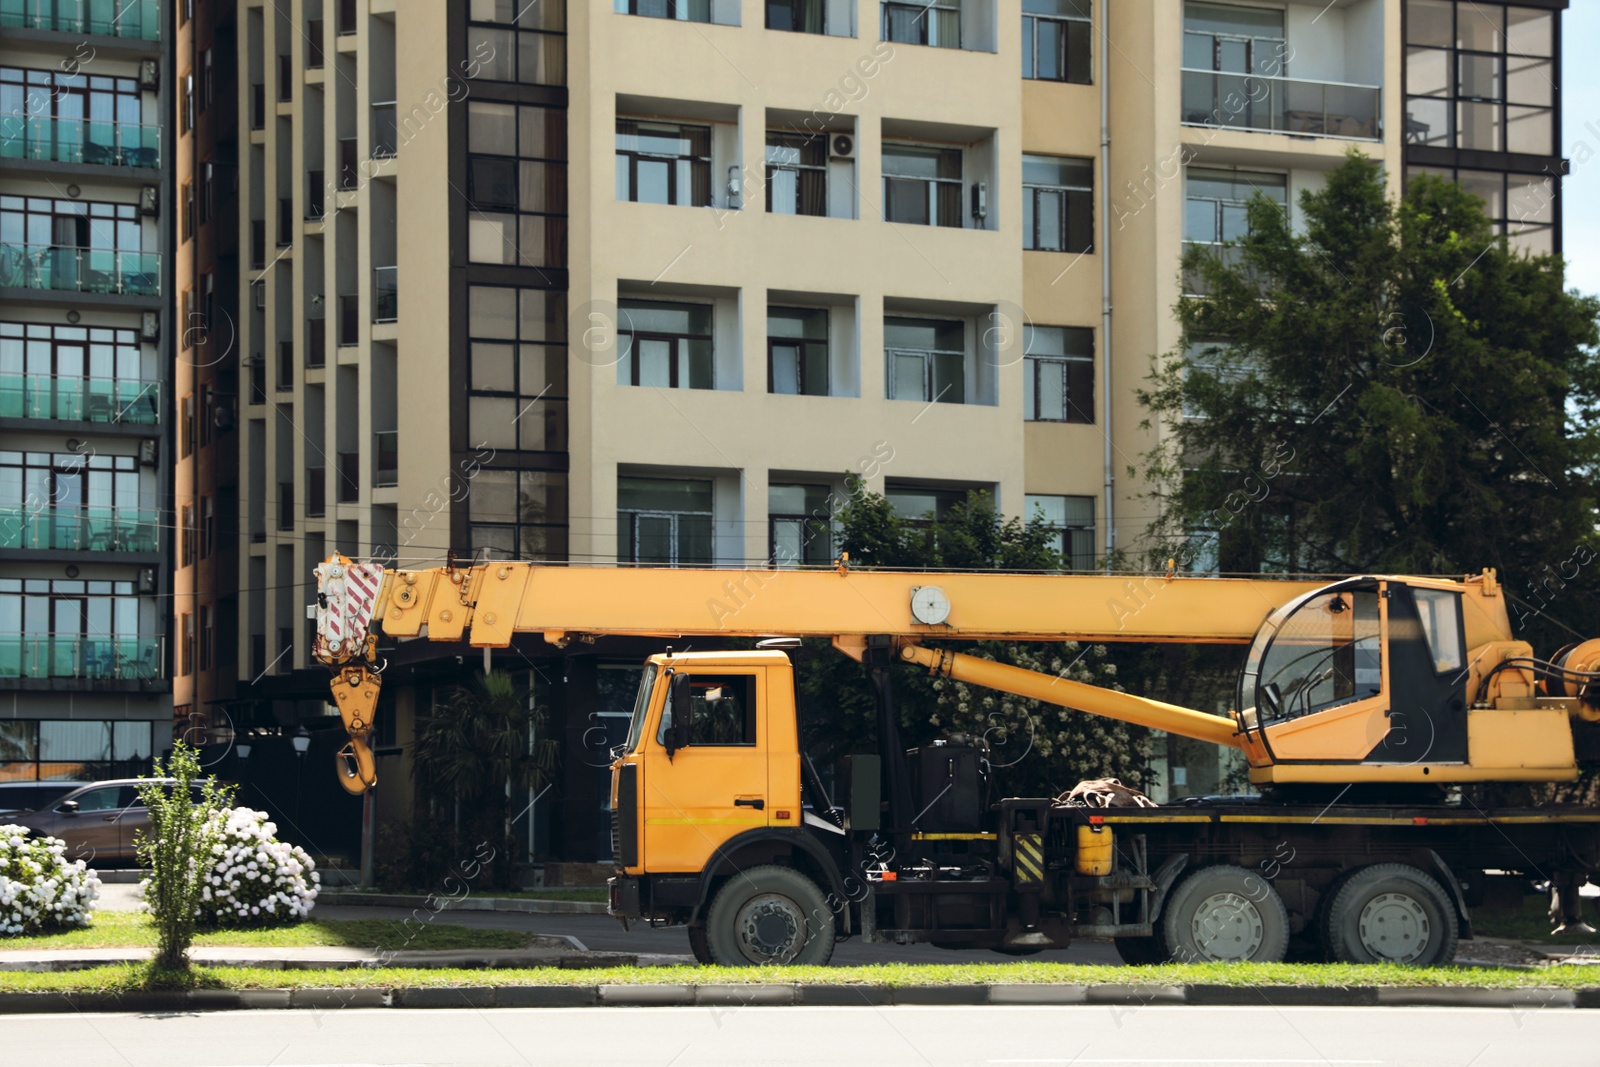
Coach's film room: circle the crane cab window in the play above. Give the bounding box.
[1414,588,1464,673]
[659,674,757,747]
[1254,588,1381,723]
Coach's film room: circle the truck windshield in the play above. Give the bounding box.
[623,663,658,754]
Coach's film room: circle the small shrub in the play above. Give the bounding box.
[0,826,100,935]
[195,807,318,927]
[137,742,235,970]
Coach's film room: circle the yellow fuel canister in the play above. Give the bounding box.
[1075,824,1114,876]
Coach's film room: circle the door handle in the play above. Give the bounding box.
[734,797,765,810]
[102,815,117,822]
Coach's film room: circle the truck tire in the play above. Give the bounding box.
[1161,865,1290,963]
[687,924,714,965]
[1113,933,1170,965]
[1321,863,1458,965]
[704,865,836,966]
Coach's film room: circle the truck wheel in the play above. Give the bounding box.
[704,865,836,966]
[687,924,714,965]
[1114,933,1170,965]
[1161,865,1289,963]
[1322,863,1458,965]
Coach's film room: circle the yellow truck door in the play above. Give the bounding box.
[640,668,769,873]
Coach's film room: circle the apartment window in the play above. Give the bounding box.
[769,483,832,567]
[200,49,213,112]
[180,502,195,567]
[1184,3,1285,76]
[1023,154,1093,253]
[468,286,569,452]
[199,605,213,672]
[883,0,960,48]
[181,182,195,242]
[1404,1,1553,155]
[766,131,827,216]
[768,0,825,33]
[0,321,152,424]
[618,477,713,566]
[883,144,962,227]
[0,196,141,253]
[1024,325,1093,423]
[179,611,193,676]
[768,307,828,396]
[182,70,194,133]
[466,469,568,561]
[616,0,712,22]
[886,317,964,404]
[1023,0,1091,82]
[200,494,215,558]
[617,300,713,389]
[0,67,147,163]
[887,485,965,525]
[468,0,568,86]
[1407,164,1555,254]
[0,720,153,780]
[1184,168,1287,245]
[616,119,711,207]
[1026,494,1096,571]
[180,393,195,458]
[200,161,215,223]
[466,102,568,268]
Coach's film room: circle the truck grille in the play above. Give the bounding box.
[613,763,638,867]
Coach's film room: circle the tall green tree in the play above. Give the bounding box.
[411,670,557,888]
[796,486,1149,794]
[1139,154,1600,645]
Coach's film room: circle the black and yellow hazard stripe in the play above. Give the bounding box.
[1013,832,1044,885]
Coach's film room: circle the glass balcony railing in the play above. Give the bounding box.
[0,245,159,296]
[0,117,161,168]
[373,430,398,488]
[0,505,159,552]
[373,266,396,323]
[0,0,162,41]
[1181,69,1380,141]
[0,634,163,681]
[0,374,159,424]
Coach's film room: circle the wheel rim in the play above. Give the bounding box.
[734,892,808,963]
[1188,891,1265,961]
[1357,891,1431,963]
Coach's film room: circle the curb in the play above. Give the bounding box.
[316,892,610,916]
[0,983,1587,1013]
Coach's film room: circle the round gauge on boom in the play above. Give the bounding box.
[910,585,951,626]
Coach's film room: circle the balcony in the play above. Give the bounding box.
[336,0,356,35]
[306,466,326,518]
[0,0,162,40]
[276,340,295,389]
[373,266,396,323]
[0,634,163,681]
[306,171,325,219]
[277,481,294,529]
[277,54,293,102]
[307,19,325,67]
[373,431,397,488]
[247,358,266,405]
[0,374,159,424]
[0,505,159,552]
[337,295,359,346]
[0,245,159,297]
[372,103,397,160]
[1181,70,1380,141]
[306,319,326,368]
[337,137,358,191]
[277,198,293,247]
[250,84,266,130]
[1,118,161,168]
[249,219,265,269]
[337,451,359,503]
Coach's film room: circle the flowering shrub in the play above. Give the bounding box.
[193,807,318,927]
[0,825,100,935]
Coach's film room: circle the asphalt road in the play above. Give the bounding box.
[315,901,1125,966]
[11,1005,1597,1067]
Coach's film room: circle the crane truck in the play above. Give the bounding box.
[313,556,1600,967]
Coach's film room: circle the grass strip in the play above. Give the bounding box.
[0,912,536,952]
[0,960,1597,994]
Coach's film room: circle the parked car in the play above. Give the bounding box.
[7,778,207,866]
[0,781,88,816]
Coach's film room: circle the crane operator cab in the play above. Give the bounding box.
[1232,577,1589,788]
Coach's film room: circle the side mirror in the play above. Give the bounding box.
[664,673,692,760]
[1259,683,1284,721]
[57,799,79,815]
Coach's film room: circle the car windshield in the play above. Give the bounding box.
[623,663,659,755]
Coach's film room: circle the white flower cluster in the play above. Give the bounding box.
[187,807,319,927]
[0,825,100,935]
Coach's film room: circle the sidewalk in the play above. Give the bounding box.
[0,942,689,972]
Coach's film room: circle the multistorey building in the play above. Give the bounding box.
[199,0,1565,865]
[0,0,173,784]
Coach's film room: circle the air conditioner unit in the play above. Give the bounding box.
[138,59,159,91]
[140,310,160,341]
[139,438,158,467]
[970,180,988,225]
[138,567,156,594]
[829,133,855,160]
[139,185,160,217]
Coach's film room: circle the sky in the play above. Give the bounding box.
[1563,2,1600,299]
